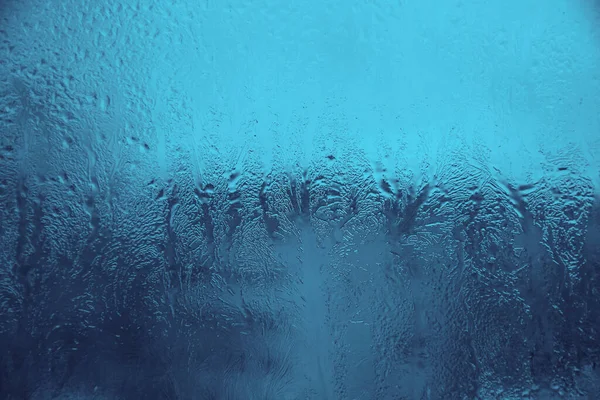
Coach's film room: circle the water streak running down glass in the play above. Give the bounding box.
[0,0,599,399]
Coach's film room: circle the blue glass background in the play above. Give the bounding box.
[1,0,600,398]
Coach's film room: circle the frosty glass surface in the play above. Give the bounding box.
[1,0,599,398]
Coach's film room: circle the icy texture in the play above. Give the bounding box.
[1,0,600,399]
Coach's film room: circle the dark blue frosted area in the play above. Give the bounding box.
[1,0,600,399]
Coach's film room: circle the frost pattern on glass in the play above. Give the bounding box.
[1,0,600,399]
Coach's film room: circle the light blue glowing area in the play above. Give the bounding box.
[0,0,599,399]
[141,0,600,187]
